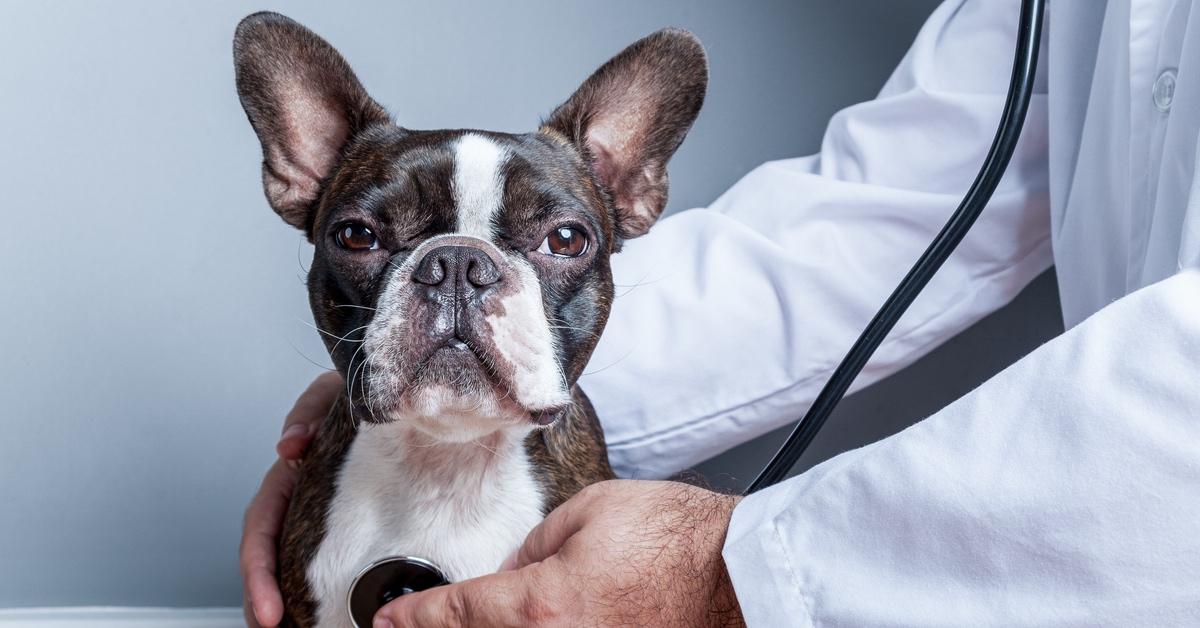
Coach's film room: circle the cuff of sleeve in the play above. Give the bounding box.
[722,484,815,628]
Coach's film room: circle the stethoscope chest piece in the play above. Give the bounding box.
[347,555,449,627]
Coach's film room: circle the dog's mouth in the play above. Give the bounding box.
[358,329,566,435]
[412,336,492,386]
[425,337,566,425]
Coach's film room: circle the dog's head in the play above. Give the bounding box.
[234,13,705,442]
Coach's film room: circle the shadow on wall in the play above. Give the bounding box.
[696,269,1065,491]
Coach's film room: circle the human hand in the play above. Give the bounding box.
[373,479,745,628]
[240,371,343,627]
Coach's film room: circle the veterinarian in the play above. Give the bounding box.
[242,1,1200,625]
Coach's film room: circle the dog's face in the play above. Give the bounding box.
[234,13,705,442]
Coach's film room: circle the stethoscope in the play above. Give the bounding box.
[348,0,1046,623]
[347,556,448,627]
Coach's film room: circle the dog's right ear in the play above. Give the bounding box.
[233,12,388,232]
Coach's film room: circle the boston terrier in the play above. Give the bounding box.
[233,12,706,627]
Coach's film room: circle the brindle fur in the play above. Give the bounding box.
[526,388,617,511]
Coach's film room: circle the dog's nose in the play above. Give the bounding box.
[412,245,501,290]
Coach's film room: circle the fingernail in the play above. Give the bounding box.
[373,618,393,628]
[286,459,299,471]
[281,423,310,440]
[498,550,518,572]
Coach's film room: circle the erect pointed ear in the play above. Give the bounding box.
[233,12,389,232]
[542,29,707,239]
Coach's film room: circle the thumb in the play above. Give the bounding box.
[375,570,531,628]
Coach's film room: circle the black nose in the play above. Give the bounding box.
[412,245,501,290]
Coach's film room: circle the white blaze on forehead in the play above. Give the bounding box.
[485,255,571,410]
[453,134,508,240]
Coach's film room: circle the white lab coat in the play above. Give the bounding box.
[578,0,1200,624]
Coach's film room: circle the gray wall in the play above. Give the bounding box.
[0,0,1060,608]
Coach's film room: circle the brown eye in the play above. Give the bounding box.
[538,226,588,257]
[335,223,379,251]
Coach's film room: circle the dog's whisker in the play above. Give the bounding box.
[355,361,370,421]
[364,362,383,424]
[613,272,666,298]
[296,241,311,274]
[543,316,601,338]
[581,347,635,376]
[303,321,372,357]
[302,320,370,343]
[285,338,337,372]
[330,326,371,355]
[345,342,369,420]
[545,325,601,339]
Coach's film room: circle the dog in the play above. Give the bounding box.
[234,12,706,626]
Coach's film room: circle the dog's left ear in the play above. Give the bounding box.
[543,29,707,239]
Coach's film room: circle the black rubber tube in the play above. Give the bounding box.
[746,0,1046,494]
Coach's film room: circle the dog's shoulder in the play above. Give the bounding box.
[526,386,616,512]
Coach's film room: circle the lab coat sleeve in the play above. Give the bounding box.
[580,0,1051,478]
[723,269,1200,627]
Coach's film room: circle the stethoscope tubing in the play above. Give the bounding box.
[746,0,1047,494]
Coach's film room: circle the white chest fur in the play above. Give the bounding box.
[307,423,545,628]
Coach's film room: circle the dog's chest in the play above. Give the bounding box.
[307,424,545,628]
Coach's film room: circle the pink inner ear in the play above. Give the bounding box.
[266,81,351,214]
[260,85,352,222]
[584,119,667,238]
[586,139,620,191]
[584,78,655,179]
[575,66,677,238]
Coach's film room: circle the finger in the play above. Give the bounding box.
[240,459,299,627]
[243,594,262,628]
[245,565,282,627]
[277,372,342,460]
[375,570,534,628]
[511,483,605,569]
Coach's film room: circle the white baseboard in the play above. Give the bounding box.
[0,607,242,627]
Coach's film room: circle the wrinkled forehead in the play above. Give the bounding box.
[319,129,608,243]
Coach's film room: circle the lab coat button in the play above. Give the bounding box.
[1154,69,1177,111]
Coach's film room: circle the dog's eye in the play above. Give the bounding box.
[335,223,379,251]
[537,226,588,257]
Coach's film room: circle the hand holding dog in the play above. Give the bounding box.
[372,480,745,628]
[241,372,341,627]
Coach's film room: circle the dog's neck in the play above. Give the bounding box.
[354,418,536,503]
